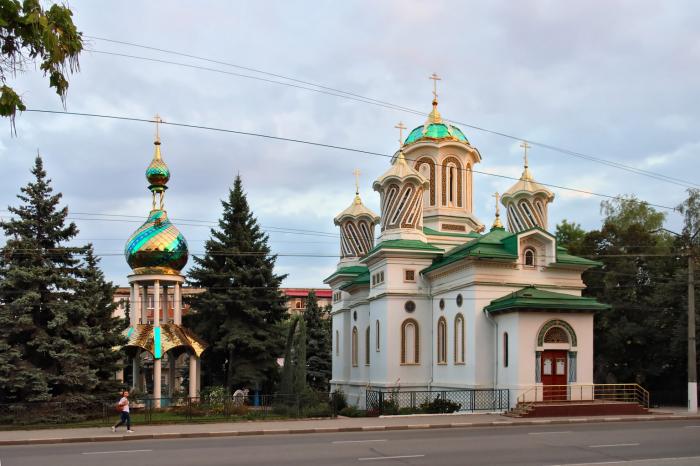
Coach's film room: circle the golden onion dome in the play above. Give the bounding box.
[124,209,188,275]
[125,137,188,275]
[146,141,170,191]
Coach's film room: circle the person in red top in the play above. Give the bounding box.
[111,390,134,433]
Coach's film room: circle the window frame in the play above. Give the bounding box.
[401,318,420,365]
[454,313,465,365]
[351,326,358,367]
[437,317,447,364]
[524,247,536,268]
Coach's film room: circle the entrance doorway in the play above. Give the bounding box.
[541,350,567,401]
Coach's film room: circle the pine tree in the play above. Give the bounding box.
[279,317,299,395]
[76,245,128,398]
[0,156,89,402]
[304,291,331,392]
[185,175,288,392]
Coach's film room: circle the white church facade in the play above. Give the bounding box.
[325,89,609,408]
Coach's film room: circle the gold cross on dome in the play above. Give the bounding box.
[353,168,361,195]
[429,73,441,101]
[520,140,531,166]
[153,114,164,142]
[394,121,407,146]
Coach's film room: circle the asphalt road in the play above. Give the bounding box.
[2,420,700,466]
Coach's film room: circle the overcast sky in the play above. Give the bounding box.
[1,0,699,287]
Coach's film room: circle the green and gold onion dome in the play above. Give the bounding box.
[404,100,468,145]
[146,141,170,192]
[124,140,188,275]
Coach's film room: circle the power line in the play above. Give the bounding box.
[84,37,700,189]
[22,109,681,212]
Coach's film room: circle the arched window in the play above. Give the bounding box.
[544,326,569,344]
[437,317,447,364]
[365,326,370,365]
[454,313,465,364]
[524,248,535,268]
[503,332,509,368]
[335,330,339,356]
[375,320,380,351]
[351,327,358,367]
[401,319,420,364]
[295,300,303,309]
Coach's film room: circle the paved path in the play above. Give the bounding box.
[3,419,700,465]
[0,408,697,446]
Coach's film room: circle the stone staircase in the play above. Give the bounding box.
[506,400,650,418]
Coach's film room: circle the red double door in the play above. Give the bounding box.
[541,350,568,401]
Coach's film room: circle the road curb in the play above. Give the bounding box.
[2,414,699,446]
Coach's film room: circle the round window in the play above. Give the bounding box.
[439,298,445,310]
[456,294,463,307]
[404,301,416,313]
[353,311,357,321]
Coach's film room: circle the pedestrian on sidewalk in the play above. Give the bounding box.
[111,390,134,433]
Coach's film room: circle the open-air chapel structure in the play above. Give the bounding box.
[325,79,610,408]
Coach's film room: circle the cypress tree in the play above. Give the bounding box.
[304,291,331,392]
[0,156,89,402]
[186,175,288,392]
[76,245,128,398]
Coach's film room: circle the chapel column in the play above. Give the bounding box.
[153,279,161,407]
[174,282,182,325]
[189,354,198,398]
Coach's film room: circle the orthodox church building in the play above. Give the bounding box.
[325,86,608,407]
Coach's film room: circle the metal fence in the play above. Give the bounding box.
[0,392,341,427]
[365,389,510,415]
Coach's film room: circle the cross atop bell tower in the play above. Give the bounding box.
[153,114,164,144]
[429,72,441,103]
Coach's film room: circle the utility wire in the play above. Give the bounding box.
[22,109,680,212]
[84,37,700,189]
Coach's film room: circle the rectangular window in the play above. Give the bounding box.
[503,332,509,368]
[404,269,416,282]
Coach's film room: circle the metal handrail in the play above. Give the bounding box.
[515,383,650,411]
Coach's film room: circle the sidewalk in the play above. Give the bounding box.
[1,409,698,446]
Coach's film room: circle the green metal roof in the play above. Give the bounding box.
[484,286,610,314]
[324,265,368,283]
[423,226,481,239]
[404,123,468,145]
[366,239,443,256]
[339,271,370,290]
[555,246,602,267]
[422,226,601,274]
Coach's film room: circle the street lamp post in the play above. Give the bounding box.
[688,252,697,413]
[657,228,697,413]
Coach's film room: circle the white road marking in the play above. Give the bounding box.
[82,449,153,455]
[684,425,700,428]
[358,454,425,461]
[333,439,387,444]
[528,431,572,435]
[588,443,640,448]
[549,455,700,466]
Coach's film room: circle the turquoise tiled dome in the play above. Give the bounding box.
[404,123,468,145]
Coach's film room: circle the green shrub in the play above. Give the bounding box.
[303,403,332,417]
[398,406,422,415]
[420,396,461,414]
[339,406,367,417]
[331,389,348,412]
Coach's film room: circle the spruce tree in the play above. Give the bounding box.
[76,245,128,398]
[0,156,89,402]
[304,291,332,392]
[186,175,288,392]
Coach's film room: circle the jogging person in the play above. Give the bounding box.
[111,390,134,433]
